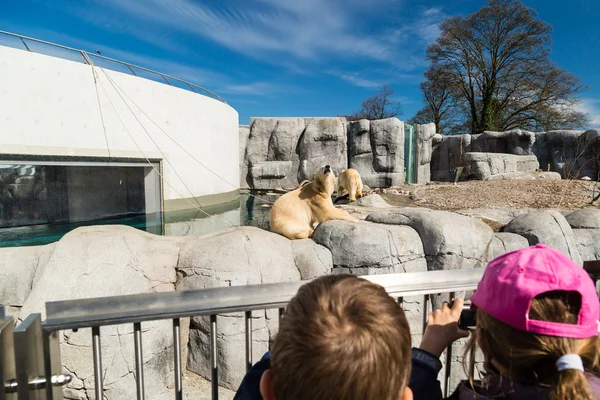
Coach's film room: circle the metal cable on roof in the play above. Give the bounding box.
[100,71,275,205]
[93,66,238,228]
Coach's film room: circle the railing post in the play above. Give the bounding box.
[20,37,31,51]
[187,83,198,93]
[172,319,182,400]
[126,65,138,76]
[244,311,252,372]
[161,75,171,85]
[80,51,91,65]
[0,315,17,400]
[42,329,65,400]
[133,323,145,400]
[14,314,46,400]
[444,292,456,397]
[422,294,430,332]
[210,315,218,400]
[92,326,103,400]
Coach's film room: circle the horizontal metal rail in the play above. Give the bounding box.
[0,30,226,104]
[43,268,484,331]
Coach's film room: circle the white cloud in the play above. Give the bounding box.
[576,98,600,128]
[219,81,305,96]
[21,0,447,90]
[332,73,383,88]
[63,1,444,73]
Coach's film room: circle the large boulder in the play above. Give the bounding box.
[564,208,600,229]
[472,130,536,155]
[366,208,494,271]
[244,118,304,189]
[0,244,54,316]
[355,194,390,208]
[291,239,334,279]
[489,232,530,260]
[176,227,302,390]
[463,153,539,180]
[297,118,347,181]
[18,225,185,400]
[532,130,587,178]
[370,118,404,173]
[312,220,426,275]
[503,210,583,265]
[348,118,405,188]
[572,229,600,261]
[430,134,471,181]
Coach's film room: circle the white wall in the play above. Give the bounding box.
[0,46,239,208]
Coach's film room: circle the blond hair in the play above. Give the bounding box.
[271,274,411,400]
[465,290,600,400]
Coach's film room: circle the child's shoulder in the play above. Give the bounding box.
[233,352,271,400]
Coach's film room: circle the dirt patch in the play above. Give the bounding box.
[367,180,600,211]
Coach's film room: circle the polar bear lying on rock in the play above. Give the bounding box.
[270,165,360,239]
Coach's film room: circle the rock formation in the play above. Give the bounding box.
[241,117,435,189]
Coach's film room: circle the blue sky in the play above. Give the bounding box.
[1,0,599,127]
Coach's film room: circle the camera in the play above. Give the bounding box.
[458,304,477,329]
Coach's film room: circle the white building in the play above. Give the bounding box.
[0,32,239,233]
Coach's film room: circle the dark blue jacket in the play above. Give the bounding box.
[233,348,444,400]
[234,348,600,400]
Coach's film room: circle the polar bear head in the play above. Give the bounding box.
[314,165,336,196]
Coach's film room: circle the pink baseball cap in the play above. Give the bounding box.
[470,244,599,339]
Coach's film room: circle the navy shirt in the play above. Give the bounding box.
[233,352,271,400]
[233,348,444,400]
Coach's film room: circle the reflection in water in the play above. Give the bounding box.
[0,193,279,248]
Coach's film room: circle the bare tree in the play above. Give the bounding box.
[352,85,402,120]
[419,0,588,135]
[411,65,463,134]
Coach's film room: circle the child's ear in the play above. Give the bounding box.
[401,386,413,400]
[259,369,276,400]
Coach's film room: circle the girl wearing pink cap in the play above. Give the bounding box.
[409,244,600,400]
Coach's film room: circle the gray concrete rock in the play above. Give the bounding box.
[532,130,599,179]
[463,153,539,180]
[177,227,301,390]
[416,123,436,184]
[348,119,371,156]
[312,220,426,275]
[244,118,304,189]
[366,208,494,271]
[486,171,561,181]
[564,208,600,229]
[503,210,583,265]
[19,225,184,400]
[239,125,250,188]
[0,244,54,314]
[298,118,347,181]
[348,118,405,188]
[431,134,471,181]
[355,194,390,207]
[572,229,600,261]
[472,130,536,155]
[489,232,530,260]
[370,118,404,173]
[292,239,334,279]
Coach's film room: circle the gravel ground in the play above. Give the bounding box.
[371,180,600,211]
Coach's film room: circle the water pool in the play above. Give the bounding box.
[0,193,278,247]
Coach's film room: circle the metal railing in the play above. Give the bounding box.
[2,263,598,399]
[0,30,226,104]
[0,268,485,400]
